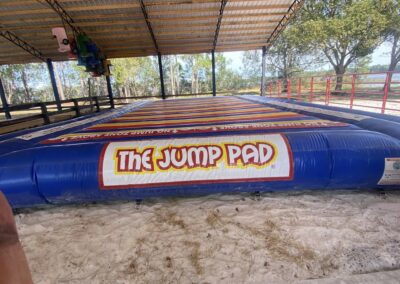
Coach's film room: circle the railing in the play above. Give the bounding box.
[266,71,400,115]
[0,96,111,135]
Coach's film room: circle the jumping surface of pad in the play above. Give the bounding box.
[1,96,400,208]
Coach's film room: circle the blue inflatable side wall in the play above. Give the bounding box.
[1,96,400,208]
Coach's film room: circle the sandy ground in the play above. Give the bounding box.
[14,190,400,284]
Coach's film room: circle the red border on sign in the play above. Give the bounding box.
[98,133,294,190]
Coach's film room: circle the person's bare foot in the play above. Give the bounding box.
[0,192,33,284]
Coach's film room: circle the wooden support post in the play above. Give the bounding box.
[278,80,281,97]
[94,96,100,112]
[158,53,166,100]
[309,77,314,102]
[72,99,81,117]
[46,59,62,111]
[40,103,50,124]
[325,77,331,106]
[297,78,302,100]
[0,78,11,119]
[260,46,266,96]
[381,72,390,114]
[106,75,115,108]
[350,74,356,110]
[212,50,216,96]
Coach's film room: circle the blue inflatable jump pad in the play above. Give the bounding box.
[1,95,400,208]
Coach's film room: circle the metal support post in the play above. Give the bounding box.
[46,59,62,111]
[158,53,166,100]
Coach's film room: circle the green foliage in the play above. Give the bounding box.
[241,50,261,87]
[266,28,310,79]
[295,0,387,73]
[0,63,53,104]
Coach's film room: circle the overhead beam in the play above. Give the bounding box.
[213,0,228,50]
[0,30,45,62]
[211,0,228,97]
[265,0,304,51]
[42,0,83,35]
[139,0,165,99]
[139,0,159,52]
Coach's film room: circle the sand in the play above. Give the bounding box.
[14,190,400,284]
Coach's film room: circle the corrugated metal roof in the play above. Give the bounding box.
[0,0,303,64]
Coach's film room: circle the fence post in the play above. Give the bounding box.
[309,77,314,102]
[94,96,100,112]
[269,83,272,97]
[72,99,81,117]
[381,72,390,114]
[287,78,291,99]
[277,80,281,97]
[40,103,50,124]
[297,78,301,101]
[325,77,331,105]
[350,74,356,109]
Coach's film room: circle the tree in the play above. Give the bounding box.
[379,0,400,85]
[241,50,261,88]
[296,0,387,91]
[266,28,313,88]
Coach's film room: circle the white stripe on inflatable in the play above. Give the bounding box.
[244,96,371,122]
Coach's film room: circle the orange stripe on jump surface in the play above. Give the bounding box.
[137,102,259,111]
[128,103,266,115]
[114,107,278,121]
[88,112,303,130]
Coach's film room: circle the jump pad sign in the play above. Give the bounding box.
[99,134,293,189]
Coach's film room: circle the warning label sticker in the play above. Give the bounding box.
[378,158,400,185]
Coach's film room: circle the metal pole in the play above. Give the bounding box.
[350,74,356,110]
[46,59,62,111]
[381,72,390,114]
[261,46,266,96]
[0,78,11,119]
[158,53,166,100]
[212,50,216,96]
[106,75,115,108]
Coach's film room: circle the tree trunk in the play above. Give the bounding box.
[53,63,65,100]
[386,34,400,91]
[20,69,31,102]
[334,65,345,93]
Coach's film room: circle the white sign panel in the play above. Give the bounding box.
[99,134,293,189]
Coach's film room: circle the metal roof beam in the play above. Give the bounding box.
[265,0,304,51]
[212,0,228,51]
[0,30,46,62]
[41,0,83,36]
[138,0,159,52]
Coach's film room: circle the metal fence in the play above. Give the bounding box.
[266,72,400,115]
